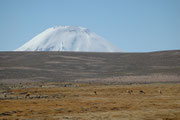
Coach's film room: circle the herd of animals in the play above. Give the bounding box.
[1,89,162,100]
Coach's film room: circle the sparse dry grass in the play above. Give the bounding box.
[0,83,180,120]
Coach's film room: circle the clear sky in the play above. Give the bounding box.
[0,0,180,52]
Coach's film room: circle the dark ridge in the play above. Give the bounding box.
[0,50,180,84]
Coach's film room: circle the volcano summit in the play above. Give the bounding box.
[16,26,120,52]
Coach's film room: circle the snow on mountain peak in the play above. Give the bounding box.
[15,26,121,52]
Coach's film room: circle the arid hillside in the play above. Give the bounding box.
[0,50,180,84]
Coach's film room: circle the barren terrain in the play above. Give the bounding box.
[0,50,180,84]
[0,50,180,119]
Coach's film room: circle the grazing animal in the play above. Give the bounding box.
[25,94,30,99]
[158,90,162,94]
[3,93,7,98]
[94,91,97,95]
[130,90,133,93]
[139,90,145,94]
[127,90,133,94]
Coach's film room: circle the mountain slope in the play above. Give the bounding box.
[0,50,180,84]
[15,26,120,52]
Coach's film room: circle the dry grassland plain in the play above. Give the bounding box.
[0,83,180,120]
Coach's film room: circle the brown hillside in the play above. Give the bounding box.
[0,50,180,84]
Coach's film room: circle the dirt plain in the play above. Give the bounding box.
[0,83,180,120]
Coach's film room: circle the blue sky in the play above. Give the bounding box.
[0,0,180,52]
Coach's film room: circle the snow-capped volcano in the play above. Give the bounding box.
[15,26,121,52]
